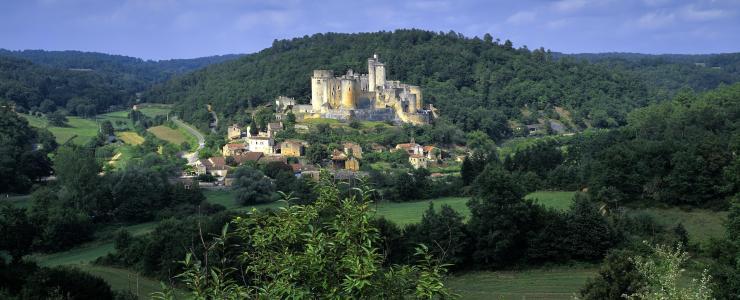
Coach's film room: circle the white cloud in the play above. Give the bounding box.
[552,0,588,12]
[506,11,536,25]
[680,5,729,21]
[235,10,293,31]
[546,19,570,29]
[636,11,675,29]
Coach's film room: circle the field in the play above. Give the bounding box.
[115,131,144,145]
[75,265,176,298]
[629,207,728,243]
[525,191,576,211]
[2,194,32,209]
[147,125,187,144]
[21,114,100,144]
[446,267,596,300]
[203,190,470,225]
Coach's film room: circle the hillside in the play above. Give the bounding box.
[0,50,243,115]
[144,30,657,136]
[558,52,740,97]
[144,30,737,139]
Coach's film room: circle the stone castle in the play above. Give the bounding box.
[277,54,432,125]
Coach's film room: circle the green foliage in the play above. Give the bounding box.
[162,172,454,299]
[231,165,276,205]
[625,243,713,300]
[0,105,53,193]
[0,203,36,262]
[579,249,646,300]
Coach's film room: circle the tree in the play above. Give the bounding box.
[408,203,469,267]
[625,243,713,300]
[54,145,101,212]
[46,110,68,127]
[580,249,646,300]
[0,204,37,263]
[466,164,532,267]
[306,143,328,164]
[100,120,114,136]
[155,171,453,299]
[566,194,617,260]
[20,266,114,300]
[232,166,276,205]
[249,118,258,135]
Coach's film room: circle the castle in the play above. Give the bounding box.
[276,54,432,125]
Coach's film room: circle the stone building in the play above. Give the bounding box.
[222,143,247,157]
[277,54,432,125]
[342,142,363,159]
[228,124,242,140]
[280,139,307,157]
[248,136,274,154]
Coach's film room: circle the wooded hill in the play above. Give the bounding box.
[143,29,740,138]
[0,50,242,116]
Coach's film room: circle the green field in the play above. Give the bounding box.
[372,197,470,225]
[446,267,596,300]
[629,207,728,243]
[147,125,187,144]
[75,264,179,298]
[204,190,470,225]
[525,191,577,211]
[116,131,144,145]
[2,194,32,209]
[21,114,100,144]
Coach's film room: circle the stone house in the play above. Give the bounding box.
[409,154,428,169]
[222,143,248,157]
[248,136,275,154]
[280,139,307,157]
[342,142,363,159]
[228,124,242,140]
[395,140,423,156]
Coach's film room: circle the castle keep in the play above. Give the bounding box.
[278,54,431,125]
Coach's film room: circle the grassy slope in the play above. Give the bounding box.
[525,191,576,211]
[21,114,99,144]
[116,131,144,145]
[446,268,597,300]
[147,125,187,144]
[629,208,728,243]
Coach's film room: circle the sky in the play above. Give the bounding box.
[0,0,738,60]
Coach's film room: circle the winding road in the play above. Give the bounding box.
[172,116,205,164]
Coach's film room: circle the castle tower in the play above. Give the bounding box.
[311,70,332,111]
[409,86,423,110]
[407,94,417,113]
[368,55,377,92]
[375,62,386,89]
[340,79,357,109]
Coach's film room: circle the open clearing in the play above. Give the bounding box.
[116,131,144,145]
[21,114,99,144]
[446,267,596,300]
[628,207,728,243]
[147,125,187,144]
[525,191,576,211]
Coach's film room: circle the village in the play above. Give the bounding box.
[190,117,448,186]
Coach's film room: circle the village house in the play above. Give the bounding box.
[280,139,307,157]
[267,122,283,137]
[395,139,423,156]
[342,142,363,159]
[423,145,441,161]
[232,152,263,165]
[228,124,242,140]
[248,136,275,154]
[222,143,248,157]
[370,143,387,153]
[409,154,428,169]
[194,156,229,177]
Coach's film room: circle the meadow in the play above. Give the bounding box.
[446,267,597,300]
[21,114,100,145]
[147,125,187,145]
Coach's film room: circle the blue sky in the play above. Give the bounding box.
[1,0,738,60]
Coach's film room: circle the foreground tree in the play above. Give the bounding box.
[626,243,713,300]
[154,172,454,299]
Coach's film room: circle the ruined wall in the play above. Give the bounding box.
[409,85,423,110]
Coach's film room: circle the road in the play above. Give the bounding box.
[171,116,205,164]
[209,110,218,133]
